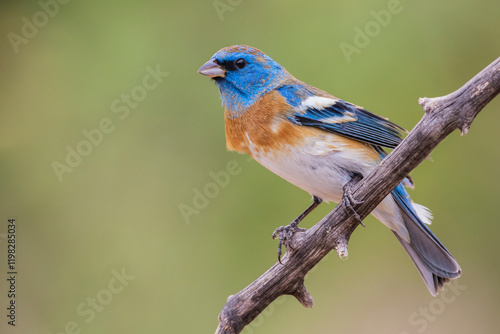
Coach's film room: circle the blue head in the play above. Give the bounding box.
[198,45,291,117]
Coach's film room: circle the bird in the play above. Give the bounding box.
[198,45,461,296]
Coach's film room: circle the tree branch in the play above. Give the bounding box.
[215,57,500,334]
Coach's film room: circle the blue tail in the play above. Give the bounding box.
[392,184,461,295]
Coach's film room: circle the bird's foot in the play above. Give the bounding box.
[272,220,307,264]
[342,174,366,227]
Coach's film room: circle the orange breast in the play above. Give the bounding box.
[224,90,322,156]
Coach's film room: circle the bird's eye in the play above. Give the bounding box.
[234,58,247,69]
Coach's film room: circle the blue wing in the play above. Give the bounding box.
[280,86,406,149]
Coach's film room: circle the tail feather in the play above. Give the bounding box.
[392,185,461,296]
[393,232,457,296]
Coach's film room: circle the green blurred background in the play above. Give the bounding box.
[0,0,499,333]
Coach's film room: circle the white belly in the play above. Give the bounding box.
[250,139,410,240]
[252,141,379,203]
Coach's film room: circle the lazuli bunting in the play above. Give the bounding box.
[198,45,461,295]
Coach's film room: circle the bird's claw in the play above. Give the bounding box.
[272,222,307,264]
[342,175,366,227]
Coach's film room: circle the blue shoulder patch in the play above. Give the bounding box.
[276,84,313,107]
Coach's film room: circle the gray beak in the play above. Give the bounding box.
[198,59,225,78]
